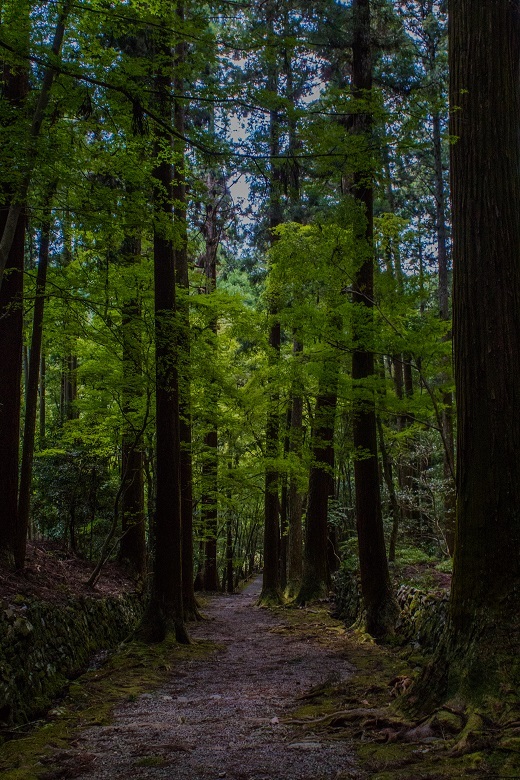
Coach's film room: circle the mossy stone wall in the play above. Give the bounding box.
[395,584,449,649]
[333,570,449,649]
[0,593,143,726]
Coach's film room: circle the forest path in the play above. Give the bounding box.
[74,576,360,780]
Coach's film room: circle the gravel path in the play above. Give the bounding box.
[75,577,359,780]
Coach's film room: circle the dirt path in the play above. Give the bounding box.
[73,577,360,780]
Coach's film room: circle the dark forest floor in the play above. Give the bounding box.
[1,570,520,779]
[0,541,135,604]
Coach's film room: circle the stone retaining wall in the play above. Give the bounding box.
[0,592,143,727]
[333,570,449,650]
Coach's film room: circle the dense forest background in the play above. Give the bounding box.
[0,0,452,579]
[1,0,519,710]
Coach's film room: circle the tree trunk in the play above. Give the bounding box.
[297,378,337,604]
[412,0,520,711]
[0,28,29,565]
[0,209,25,564]
[279,404,292,591]
[376,416,400,563]
[201,170,221,593]
[225,503,234,594]
[39,352,46,448]
[172,11,200,620]
[260,8,283,604]
[286,338,304,597]
[202,429,220,591]
[351,0,396,638]
[18,212,52,569]
[143,28,188,643]
[432,109,456,555]
[450,0,520,666]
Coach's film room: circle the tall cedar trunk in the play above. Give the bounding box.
[260,7,283,603]
[286,338,304,596]
[450,0,520,657]
[432,109,456,555]
[279,404,291,590]
[39,352,46,447]
[283,34,304,595]
[18,213,52,568]
[0,211,25,563]
[60,225,78,424]
[383,142,406,549]
[202,429,219,591]
[202,171,220,592]
[262,319,282,605]
[399,355,421,526]
[351,0,396,637]
[0,35,29,564]
[383,144,411,546]
[119,236,146,577]
[225,496,234,593]
[145,31,188,643]
[391,353,406,547]
[172,13,200,619]
[412,0,520,710]
[297,378,337,603]
[377,416,400,563]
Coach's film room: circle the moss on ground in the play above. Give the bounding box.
[276,601,520,779]
[0,636,215,780]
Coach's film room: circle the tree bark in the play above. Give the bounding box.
[432,109,456,555]
[376,416,400,563]
[351,0,396,638]
[18,210,53,569]
[143,27,188,643]
[286,337,304,597]
[450,0,520,646]
[260,6,283,604]
[172,10,200,619]
[412,0,520,710]
[201,171,221,593]
[0,21,29,564]
[202,429,220,591]
[39,352,46,448]
[297,378,337,604]
[225,496,234,594]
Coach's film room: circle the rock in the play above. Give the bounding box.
[0,592,143,726]
[13,617,34,636]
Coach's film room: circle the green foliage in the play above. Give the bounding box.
[32,447,117,558]
[0,0,453,585]
[393,546,436,566]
